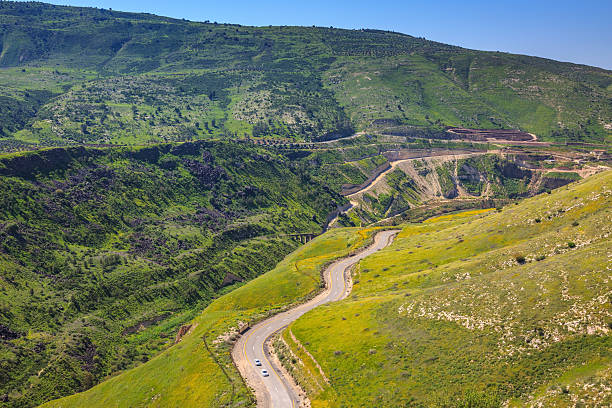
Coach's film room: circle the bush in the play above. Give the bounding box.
[567,242,576,248]
[436,389,502,408]
[515,255,526,264]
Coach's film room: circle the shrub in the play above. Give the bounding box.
[567,242,576,248]
[436,389,501,408]
[515,255,526,264]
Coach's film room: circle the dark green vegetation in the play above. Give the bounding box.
[40,228,376,408]
[1,1,611,149]
[0,2,610,407]
[287,170,612,407]
[0,141,344,407]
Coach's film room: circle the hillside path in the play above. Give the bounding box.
[232,230,399,407]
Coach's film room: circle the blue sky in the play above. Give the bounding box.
[29,0,612,69]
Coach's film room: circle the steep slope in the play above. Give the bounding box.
[349,152,590,222]
[39,228,377,408]
[285,170,612,406]
[0,141,344,407]
[302,146,606,225]
[0,2,610,148]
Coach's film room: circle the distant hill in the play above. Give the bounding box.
[0,1,611,148]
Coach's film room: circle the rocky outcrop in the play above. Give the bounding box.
[501,162,531,179]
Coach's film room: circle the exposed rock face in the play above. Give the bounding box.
[0,147,91,179]
[221,272,244,287]
[128,146,161,163]
[540,175,577,190]
[442,184,459,199]
[458,164,481,183]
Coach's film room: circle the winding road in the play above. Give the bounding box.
[232,230,399,407]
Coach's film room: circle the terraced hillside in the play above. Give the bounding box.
[298,143,608,226]
[1,2,611,149]
[0,141,344,407]
[284,170,612,406]
[346,152,605,223]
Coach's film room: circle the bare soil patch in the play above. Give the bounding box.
[447,127,535,142]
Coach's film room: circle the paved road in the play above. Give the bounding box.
[232,230,399,408]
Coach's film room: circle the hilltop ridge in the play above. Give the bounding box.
[0,1,610,149]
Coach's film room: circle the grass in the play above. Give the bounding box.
[41,227,377,408]
[0,140,350,407]
[0,1,610,405]
[544,171,581,181]
[287,170,612,407]
[0,2,611,148]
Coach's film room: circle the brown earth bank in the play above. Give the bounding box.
[447,127,536,142]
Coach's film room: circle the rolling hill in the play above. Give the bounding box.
[39,228,378,408]
[0,2,611,407]
[33,163,612,408]
[284,170,612,407]
[0,1,611,149]
[0,140,344,407]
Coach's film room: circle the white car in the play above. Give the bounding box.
[254,359,262,366]
[261,369,269,377]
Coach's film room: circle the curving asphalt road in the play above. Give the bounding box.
[232,230,399,408]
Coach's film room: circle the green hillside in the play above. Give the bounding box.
[0,2,610,407]
[40,227,377,408]
[285,170,612,406]
[34,166,611,408]
[0,1,611,149]
[0,141,345,407]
